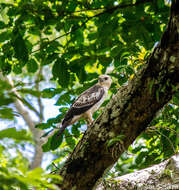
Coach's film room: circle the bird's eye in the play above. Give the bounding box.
[104,77,108,80]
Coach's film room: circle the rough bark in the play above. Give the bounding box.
[94,154,179,190]
[56,1,179,190]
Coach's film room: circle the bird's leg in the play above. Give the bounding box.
[86,112,93,127]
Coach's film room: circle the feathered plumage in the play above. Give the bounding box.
[57,75,112,137]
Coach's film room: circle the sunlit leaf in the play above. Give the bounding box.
[0,128,31,141]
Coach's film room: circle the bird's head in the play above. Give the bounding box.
[98,75,112,88]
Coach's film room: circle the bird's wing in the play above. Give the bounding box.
[73,84,104,108]
[62,84,104,125]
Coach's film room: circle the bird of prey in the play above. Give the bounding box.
[57,74,112,137]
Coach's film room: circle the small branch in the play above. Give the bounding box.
[31,17,90,54]
[56,0,151,15]
[2,75,37,133]
[11,93,41,118]
[156,130,177,155]
[35,66,44,121]
[0,74,46,169]
[145,126,177,155]
[31,0,151,54]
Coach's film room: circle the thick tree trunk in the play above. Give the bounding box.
[57,1,179,190]
[94,155,179,190]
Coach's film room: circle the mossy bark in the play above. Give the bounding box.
[57,2,179,190]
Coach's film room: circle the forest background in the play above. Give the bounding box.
[0,0,178,189]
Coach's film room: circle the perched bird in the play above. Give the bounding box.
[57,74,112,137]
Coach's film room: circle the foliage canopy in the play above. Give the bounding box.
[0,0,178,189]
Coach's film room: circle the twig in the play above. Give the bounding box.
[156,130,176,154]
[52,163,60,170]
[31,0,151,54]
[35,66,44,121]
[147,126,177,154]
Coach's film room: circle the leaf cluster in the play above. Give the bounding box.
[0,0,177,182]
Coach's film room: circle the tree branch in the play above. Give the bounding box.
[29,71,45,169]
[31,0,151,54]
[94,155,179,190]
[35,66,44,122]
[0,75,45,169]
[55,1,179,189]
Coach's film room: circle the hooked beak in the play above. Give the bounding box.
[99,78,104,83]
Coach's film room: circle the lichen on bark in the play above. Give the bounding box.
[56,1,179,190]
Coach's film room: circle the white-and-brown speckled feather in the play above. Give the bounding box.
[57,75,112,137]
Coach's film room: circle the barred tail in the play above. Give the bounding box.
[56,122,68,138]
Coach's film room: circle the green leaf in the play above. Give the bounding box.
[40,129,54,138]
[35,123,51,130]
[64,130,76,149]
[52,58,70,88]
[55,93,71,105]
[131,145,146,154]
[172,91,179,105]
[0,107,15,120]
[71,124,80,138]
[0,21,6,29]
[0,128,31,141]
[0,58,11,75]
[50,131,64,150]
[42,88,57,98]
[0,95,13,106]
[13,64,22,74]
[46,41,61,53]
[118,76,128,85]
[111,45,122,57]
[12,30,28,62]
[41,88,63,98]
[74,29,84,44]
[43,53,58,65]
[157,0,165,8]
[43,129,64,151]
[28,26,41,36]
[98,56,112,67]
[42,136,52,152]
[18,88,40,97]
[0,174,28,190]
[160,129,175,158]
[0,31,11,42]
[27,59,38,73]
[135,151,148,165]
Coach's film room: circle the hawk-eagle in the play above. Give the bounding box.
[57,75,112,137]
